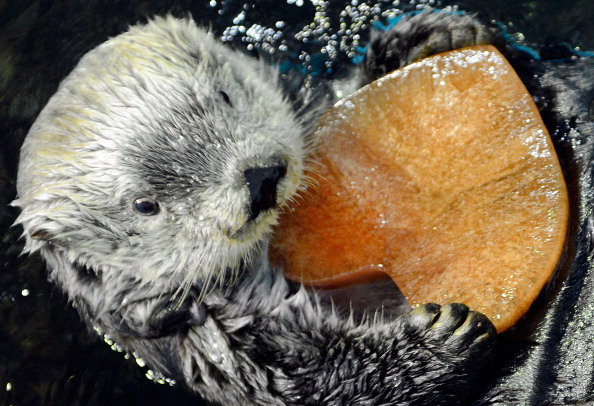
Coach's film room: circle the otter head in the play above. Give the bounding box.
[14,16,313,336]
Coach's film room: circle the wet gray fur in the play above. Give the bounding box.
[14,10,496,405]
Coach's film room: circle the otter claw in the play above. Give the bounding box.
[407,303,496,360]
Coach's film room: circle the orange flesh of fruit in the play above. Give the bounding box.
[271,45,569,332]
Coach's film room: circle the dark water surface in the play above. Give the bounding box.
[1,1,594,405]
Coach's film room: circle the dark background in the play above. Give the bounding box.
[1,1,593,405]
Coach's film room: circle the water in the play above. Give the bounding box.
[1,1,593,405]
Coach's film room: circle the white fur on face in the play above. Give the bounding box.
[14,16,312,299]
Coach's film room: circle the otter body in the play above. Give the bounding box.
[15,11,508,405]
[16,16,310,339]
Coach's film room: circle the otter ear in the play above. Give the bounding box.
[11,198,62,243]
[29,229,55,241]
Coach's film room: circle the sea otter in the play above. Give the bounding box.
[13,8,584,405]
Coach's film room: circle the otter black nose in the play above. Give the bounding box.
[244,165,287,221]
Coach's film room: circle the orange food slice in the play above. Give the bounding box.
[271,45,568,332]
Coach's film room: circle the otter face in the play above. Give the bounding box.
[14,16,312,312]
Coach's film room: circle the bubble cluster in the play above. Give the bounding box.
[215,0,442,79]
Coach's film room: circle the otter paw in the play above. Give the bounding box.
[407,303,495,362]
[144,295,196,337]
[113,289,200,339]
[363,10,494,81]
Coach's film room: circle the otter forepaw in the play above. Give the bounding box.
[144,295,195,337]
[110,289,202,339]
[408,303,496,363]
[362,10,495,82]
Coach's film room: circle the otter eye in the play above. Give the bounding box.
[133,197,160,216]
[219,90,232,106]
